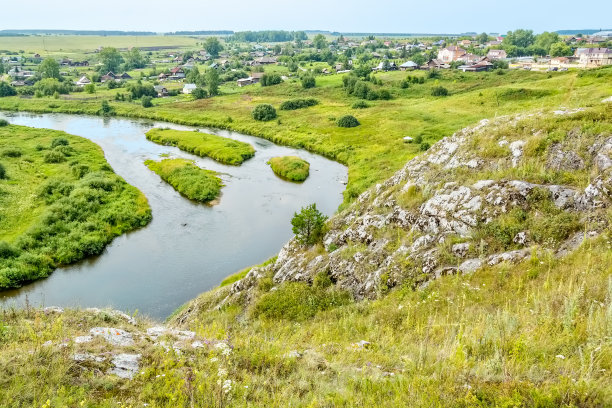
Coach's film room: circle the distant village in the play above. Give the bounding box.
[1,30,610,96]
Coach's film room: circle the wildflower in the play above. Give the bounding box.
[218,368,228,378]
[556,354,565,359]
[222,379,233,394]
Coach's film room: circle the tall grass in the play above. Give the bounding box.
[145,158,223,203]
[267,156,310,182]
[0,125,151,288]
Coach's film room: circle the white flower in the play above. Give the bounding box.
[222,379,233,394]
[556,354,565,359]
[218,368,228,378]
[221,347,231,356]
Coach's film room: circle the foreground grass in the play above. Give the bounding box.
[1,238,610,407]
[145,158,223,203]
[0,125,151,288]
[267,156,310,182]
[145,128,255,166]
[3,68,611,204]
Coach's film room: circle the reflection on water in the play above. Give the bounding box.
[0,112,347,319]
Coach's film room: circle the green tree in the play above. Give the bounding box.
[84,83,96,94]
[124,48,146,70]
[504,29,535,48]
[141,95,153,107]
[313,34,328,50]
[301,74,316,89]
[0,82,17,97]
[203,37,224,58]
[534,31,561,53]
[550,42,572,57]
[291,203,328,246]
[99,47,123,73]
[476,32,490,44]
[186,66,201,84]
[39,58,60,80]
[206,68,220,96]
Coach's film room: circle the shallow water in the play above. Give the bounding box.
[0,111,347,319]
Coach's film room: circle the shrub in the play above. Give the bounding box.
[192,87,208,99]
[84,83,96,94]
[252,282,352,321]
[43,150,67,163]
[51,137,69,148]
[291,203,327,245]
[378,89,392,100]
[352,100,370,109]
[252,104,277,121]
[0,163,5,179]
[427,69,442,79]
[301,74,316,89]
[126,82,156,99]
[1,149,21,158]
[260,73,282,87]
[279,98,319,110]
[337,115,360,128]
[0,82,17,97]
[0,119,8,127]
[419,142,431,151]
[431,86,449,97]
[97,100,115,117]
[141,96,153,108]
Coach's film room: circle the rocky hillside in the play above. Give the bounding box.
[2,104,611,407]
[184,103,612,314]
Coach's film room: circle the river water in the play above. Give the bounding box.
[0,112,347,319]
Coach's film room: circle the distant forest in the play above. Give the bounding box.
[227,31,308,42]
[0,30,157,36]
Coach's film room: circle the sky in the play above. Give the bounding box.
[2,0,611,34]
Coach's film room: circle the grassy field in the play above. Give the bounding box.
[267,156,310,181]
[2,67,611,205]
[145,128,256,166]
[0,35,197,55]
[0,124,151,288]
[0,237,609,407]
[145,158,223,203]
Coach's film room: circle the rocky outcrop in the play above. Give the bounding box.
[222,108,611,303]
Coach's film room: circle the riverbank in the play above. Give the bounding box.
[0,124,151,288]
[2,67,610,204]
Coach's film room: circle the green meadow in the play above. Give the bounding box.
[1,67,610,204]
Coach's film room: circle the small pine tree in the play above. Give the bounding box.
[291,203,328,246]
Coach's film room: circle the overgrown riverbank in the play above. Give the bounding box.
[0,125,151,288]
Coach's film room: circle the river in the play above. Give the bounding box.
[0,111,347,319]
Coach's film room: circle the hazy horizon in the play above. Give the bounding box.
[3,0,611,35]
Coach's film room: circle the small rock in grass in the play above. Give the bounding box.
[109,354,141,379]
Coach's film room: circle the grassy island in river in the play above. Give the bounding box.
[145,158,223,203]
[145,128,255,166]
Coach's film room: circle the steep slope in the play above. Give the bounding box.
[204,104,612,308]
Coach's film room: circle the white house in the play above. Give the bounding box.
[75,76,91,87]
[182,84,197,94]
[437,46,466,63]
[576,48,612,67]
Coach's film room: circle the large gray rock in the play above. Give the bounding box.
[90,327,134,347]
[109,354,141,379]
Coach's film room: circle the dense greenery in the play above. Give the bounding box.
[0,125,151,288]
[260,74,282,87]
[279,98,319,111]
[267,156,310,181]
[291,203,327,245]
[251,104,277,121]
[145,128,255,165]
[337,115,360,128]
[145,158,223,203]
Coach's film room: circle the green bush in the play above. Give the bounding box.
[192,87,208,99]
[252,104,277,121]
[0,119,8,127]
[0,82,17,97]
[301,74,316,89]
[419,142,430,151]
[261,74,282,87]
[279,98,319,111]
[1,149,21,158]
[51,138,69,148]
[97,100,115,117]
[0,163,5,179]
[337,115,360,128]
[431,86,449,97]
[43,150,66,163]
[141,95,153,108]
[352,100,370,109]
[252,282,352,321]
